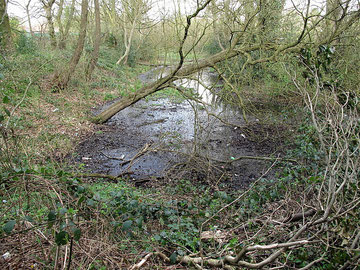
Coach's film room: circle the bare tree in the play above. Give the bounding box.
[116,0,152,65]
[56,0,76,49]
[85,0,101,80]
[52,0,89,89]
[41,0,57,48]
[25,0,34,37]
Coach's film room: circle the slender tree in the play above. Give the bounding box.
[116,0,151,65]
[41,0,57,48]
[25,0,35,38]
[85,0,101,80]
[56,0,76,49]
[52,0,89,89]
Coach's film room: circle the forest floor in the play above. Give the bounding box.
[1,49,310,270]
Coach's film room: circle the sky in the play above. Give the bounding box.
[7,0,328,31]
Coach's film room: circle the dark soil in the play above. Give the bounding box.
[72,96,291,189]
[71,68,292,189]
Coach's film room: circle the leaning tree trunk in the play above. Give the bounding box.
[85,0,101,80]
[92,0,360,124]
[53,0,88,90]
[0,0,13,52]
[92,46,242,123]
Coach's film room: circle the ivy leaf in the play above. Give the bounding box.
[4,108,10,117]
[86,199,95,206]
[73,228,81,241]
[59,208,68,215]
[135,217,143,228]
[77,195,85,205]
[47,210,56,229]
[122,220,133,231]
[169,252,177,264]
[24,215,34,222]
[2,96,10,104]
[55,231,69,246]
[3,220,16,234]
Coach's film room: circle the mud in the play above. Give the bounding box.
[73,68,290,189]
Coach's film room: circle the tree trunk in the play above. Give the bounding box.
[257,0,285,44]
[53,0,88,90]
[0,0,13,52]
[57,0,76,49]
[56,0,65,47]
[85,0,101,80]
[323,0,343,43]
[25,0,34,38]
[42,0,57,48]
[116,12,138,65]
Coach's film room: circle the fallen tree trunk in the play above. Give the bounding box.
[90,0,359,124]
[91,48,240,123]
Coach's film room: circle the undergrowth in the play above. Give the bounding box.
[1,39,359,269]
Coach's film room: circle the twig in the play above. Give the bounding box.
[5,78,32,128]
[54,245,60,270]
[129,252,153,270]
[120,143,151,174]
[73,172,133,181]
[100,151,125,160]
[214,155,298,164]
[282,209,317,223]
[299,255,324,270]
[66,238,73,270]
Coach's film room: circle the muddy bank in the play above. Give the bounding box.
[73,69,290,189]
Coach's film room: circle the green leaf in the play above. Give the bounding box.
[77,186,85,193]
[48,210,56,221]
[47,210,56,229]
[3,108,10,117]
[59,208,68,215]
[77,195,85,205]
[2,96,10,104]
[169,252,177,264]
[0,114,4,122]
[135,217,143,228]
[122,220,133,231]
[73,228,81,241]
[3,220,16,234]
[24,215,34,223]
[55,231,69,246]
[86,199,95,206]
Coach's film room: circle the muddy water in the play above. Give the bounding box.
[75,68,286,188]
